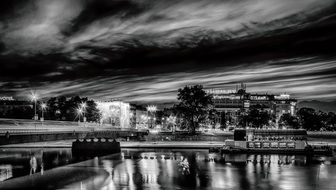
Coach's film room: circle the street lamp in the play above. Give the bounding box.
[77,108,83,125]
[80,102,87,124]
[30,92,38,121]
[41,103,47,123]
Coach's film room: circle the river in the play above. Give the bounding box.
[1,148,336,189]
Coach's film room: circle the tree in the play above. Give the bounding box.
[57,96,68,120]
[85,100,101,122]
[238,112,249,128]
[238,108,273,128]
[297,108,322,131]
[279,113,299,129]
[45,97,59,120]
[207,109,220,129]
[326,112,336,131]
[44,96,101,122]
[219,112,227,130]
[175,85,213,134]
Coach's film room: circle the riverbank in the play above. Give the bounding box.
[1,139,336,149]
[0,140,225,149]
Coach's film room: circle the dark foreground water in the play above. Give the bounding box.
[1,148,336,190]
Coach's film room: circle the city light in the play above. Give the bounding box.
[77,108,83,124]
[80,102,87,109]
[41,103,47,109]
[146,105,157,128]
[77,108,83,114]
[30,92,38,101]
[80,102,87,124]
[146,105,157,113]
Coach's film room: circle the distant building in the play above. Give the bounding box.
[96,101,131,128]
[206,83,297,127]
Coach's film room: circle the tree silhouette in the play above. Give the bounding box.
[238,108,273,128]
[297,108,321,131]
[44,96,100,122]
[279,113,299,129]
[175,85,213,134]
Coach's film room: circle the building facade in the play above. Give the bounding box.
[206,83,297,127]
[96,101,131,128]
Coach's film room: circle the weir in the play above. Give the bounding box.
[72,138,121,157]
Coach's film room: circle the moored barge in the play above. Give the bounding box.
[221,129,333,156]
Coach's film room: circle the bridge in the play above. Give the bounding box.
[0,118,148,145]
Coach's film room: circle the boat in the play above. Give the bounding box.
[221,129,333,156]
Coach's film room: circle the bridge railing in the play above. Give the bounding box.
[0,127,148,136]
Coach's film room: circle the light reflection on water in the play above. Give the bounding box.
[80,149,336,190]
[0,148,72,181]
[1,148,336,189]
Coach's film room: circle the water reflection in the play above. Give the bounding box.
[178,157,190,175]
[1,148,336,190]
[29,153,37,175]
[104,150,336,190]
[0,148,72,181]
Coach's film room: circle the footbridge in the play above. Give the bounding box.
[0,118,148,145]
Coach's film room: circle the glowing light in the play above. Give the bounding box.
[30,91,38,101]
[275,94,290,100]
[77,108,83,114]
[41,103,47,109]
[167,115,177,124]
[80,102,87,109]
[146,105,157,112]
[0,96,14,101]
[205,89,236,94]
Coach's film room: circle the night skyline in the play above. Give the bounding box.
[1,0,336,104]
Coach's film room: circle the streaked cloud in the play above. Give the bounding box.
[9,57,336,103]
[0,0,336,104]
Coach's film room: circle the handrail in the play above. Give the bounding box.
[0,128,148,135]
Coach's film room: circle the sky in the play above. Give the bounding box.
[0,0,336,104]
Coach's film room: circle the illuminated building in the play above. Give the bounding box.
[206,83,297,127]
[96,101,131,128]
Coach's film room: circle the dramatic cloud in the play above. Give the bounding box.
[0,0,336,104]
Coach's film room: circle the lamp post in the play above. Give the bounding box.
[77,108,82,126]
[41,103,47,125]
[31,93,38,121]
[80,102,87,126]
